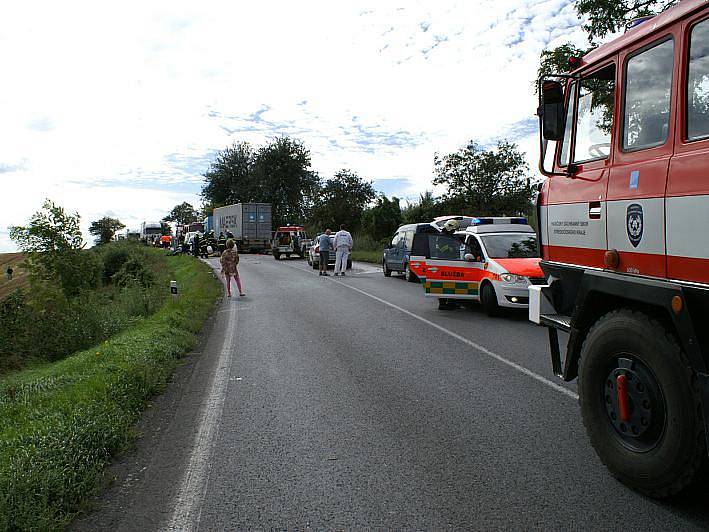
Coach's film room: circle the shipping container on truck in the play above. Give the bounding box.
[213,203,272,252]
[204,215,214,233]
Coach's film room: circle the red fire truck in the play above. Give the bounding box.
[532,0,709,497]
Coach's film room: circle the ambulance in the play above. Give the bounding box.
[408,217,544,314]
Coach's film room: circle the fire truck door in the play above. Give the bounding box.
[607,37,676,278]
[667,16,709,284]
[546,64,616,269]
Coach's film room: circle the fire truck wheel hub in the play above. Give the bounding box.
[603,356,665,452]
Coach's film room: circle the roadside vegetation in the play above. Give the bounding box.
[0,200,221,530]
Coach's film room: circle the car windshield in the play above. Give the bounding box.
[479,233,538,258]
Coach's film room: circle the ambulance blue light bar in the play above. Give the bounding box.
[471,217,527,226]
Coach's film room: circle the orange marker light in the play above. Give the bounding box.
[671,295,683,314]
[604,249,620,269]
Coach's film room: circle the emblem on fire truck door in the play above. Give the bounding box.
[626,203,643,248]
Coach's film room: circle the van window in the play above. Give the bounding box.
[559,81,576,166]
[404,231,414,249]
[573,64,615,163]
[390,233,401,247]
[688,19,709,140]
[623,38,674,150]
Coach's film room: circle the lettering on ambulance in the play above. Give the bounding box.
[542,203,607,268]
[606,198,665,277]
[666,195,709,284]
[422,260,486,299]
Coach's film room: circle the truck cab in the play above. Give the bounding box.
[533,0,709,497]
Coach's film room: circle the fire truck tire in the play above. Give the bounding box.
[383,261,392,277]
[578,309,706,498]
[405,263,418,283]
[480,283,500,316]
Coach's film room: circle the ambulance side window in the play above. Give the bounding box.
[428,234,467,260]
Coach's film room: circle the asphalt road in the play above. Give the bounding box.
[74,255,709,531]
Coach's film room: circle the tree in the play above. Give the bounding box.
[311,169,376,232]
[402,191,447,224]
[576,0,677,43]
[432,140,536,216]
[9,199,100,296]
[89,217,125,245]
[251,137,321,227]
[361,195,402,241]
[162,202,199,225]
[201,141,257,209]
[537,43,590,79]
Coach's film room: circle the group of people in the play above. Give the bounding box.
[187,230,234,258]
[318,224,353,277]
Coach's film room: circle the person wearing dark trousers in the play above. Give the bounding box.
[318,229,332,276]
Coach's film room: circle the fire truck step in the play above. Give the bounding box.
[540,313,572,333]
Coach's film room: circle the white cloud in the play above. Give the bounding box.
[0,0,590,251]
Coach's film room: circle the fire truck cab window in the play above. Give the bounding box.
[573,65,615,163]
[623,38,674,150]
[559,81,576,166]
[688,19,709,140]
[428,234,468,260]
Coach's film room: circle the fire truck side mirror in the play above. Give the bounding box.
[540,81,565,141]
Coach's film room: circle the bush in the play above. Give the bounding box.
[0,255,221,530]
[100,246,131,284]
[0,245,168,372]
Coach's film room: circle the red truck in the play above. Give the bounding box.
[531,0,709,497]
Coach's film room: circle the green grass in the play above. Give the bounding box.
[351,250,382,264]
[0,255,221,531]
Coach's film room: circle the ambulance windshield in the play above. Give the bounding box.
[480,234,538,259]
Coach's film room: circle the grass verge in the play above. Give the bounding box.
[0,255,221,531]
[351,250,382,264]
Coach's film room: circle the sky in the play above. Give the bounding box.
[0,0,590,251]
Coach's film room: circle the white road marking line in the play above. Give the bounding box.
[282,261,578,400]
[164,289,238,531]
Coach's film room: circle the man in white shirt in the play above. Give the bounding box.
[333,224,353,276]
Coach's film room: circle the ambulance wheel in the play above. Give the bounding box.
[405,263,418,283]
[274,252,280,260]
[383,261,392,277]
[481,283,500,316]
[578,309,706,498]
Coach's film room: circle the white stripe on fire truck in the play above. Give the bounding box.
[607,197,665,255]
[666,195,709,260]
[542,203,606,250]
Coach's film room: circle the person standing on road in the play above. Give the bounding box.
[318,229,333,276]
[220,239,245,297]
[333,224,353,277]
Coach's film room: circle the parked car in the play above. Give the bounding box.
[382,223,440,281]
[308,234,351,270]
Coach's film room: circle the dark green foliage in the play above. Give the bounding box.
[201,137,320,227]
[99,246,131,284]
[251,137,321,227]
[112,257,155,289]
[361,195,402,241]
[311,169,376,233]
[162,202,199,225]
[537,42,591,78]
[432,140,536,217]
[0,256,221,530]
[88,217,125,246]
[576,0,677,42]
